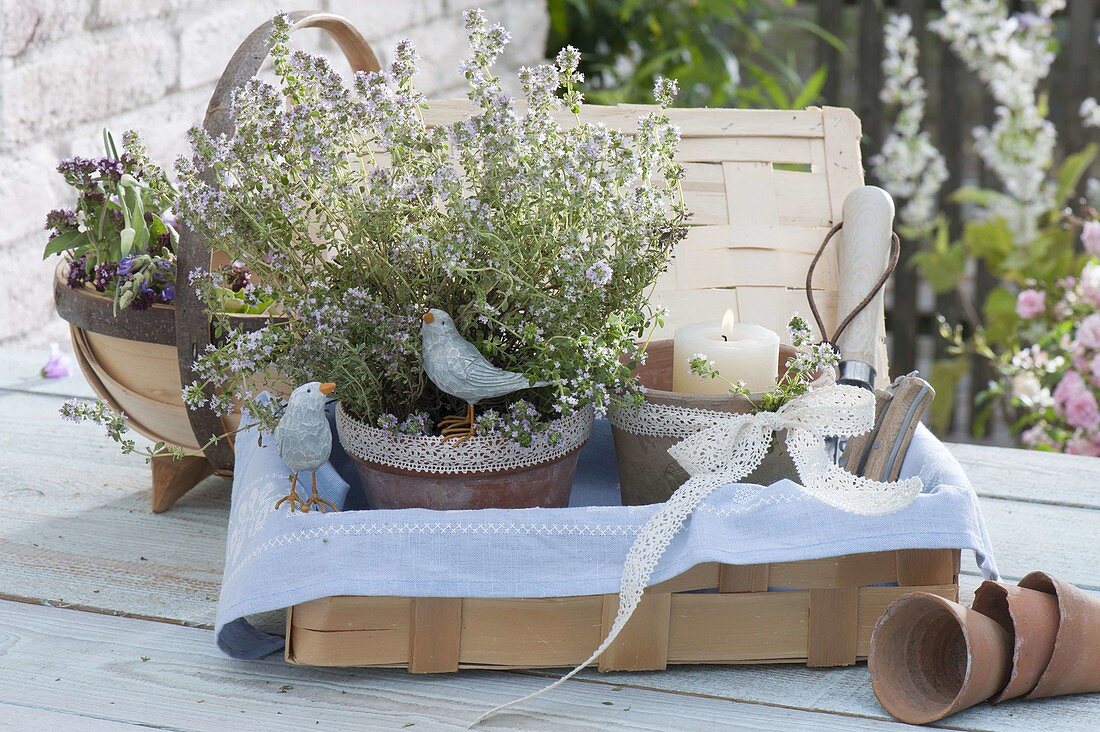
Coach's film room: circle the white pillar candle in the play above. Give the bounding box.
[671,310,780,394]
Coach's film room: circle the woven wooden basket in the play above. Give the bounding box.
[241,14,960,670]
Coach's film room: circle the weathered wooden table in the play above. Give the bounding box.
[1,345,1097,730]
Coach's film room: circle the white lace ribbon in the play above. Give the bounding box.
[471,383,923,727]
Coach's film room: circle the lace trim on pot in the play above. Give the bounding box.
[609,400,744,438]
[335,403,594,475]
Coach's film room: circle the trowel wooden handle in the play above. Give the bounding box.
[835,187,895,367]
[861,376,935,482]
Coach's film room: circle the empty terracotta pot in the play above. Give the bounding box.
[869,592,1012,724]
[971,581,1060,702]
[1017,571,1100,699]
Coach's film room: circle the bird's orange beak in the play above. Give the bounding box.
[319,382,336,395]
[422,311,434,324]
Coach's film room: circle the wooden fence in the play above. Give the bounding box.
[807,0,1099,438]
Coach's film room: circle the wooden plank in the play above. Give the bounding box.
[648,563,719,593]
[0,702,148,731]
[680,222,836,253]
[719,564,770,593]
[0,391,226,628]
[768,552,898,589]
[669,247,837,290]
[807,587,858,667]
[409,597,463,673]
[286,625,410,666]
[820,107,864,223]
[0,347,97,399]
[459,597,603,667]
[896,549,959,587]
[949,442,1100,509]
[598,593,671,672]
[2,600,919,731]
[667,592,808,663]
[856,0,885,163]
[723,161,779,230]
[1063,0,1097,154]
[888,0,929,378]
[422,100,828,138]
[677,136,816,164]
[974,495,1100,589]
[291,595,409,631]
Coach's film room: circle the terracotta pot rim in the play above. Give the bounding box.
[869,592,1011,725]
[336,403,595,475]
[349,442,587,479]
[1018,570,1100,700]
[972,581,1060,703]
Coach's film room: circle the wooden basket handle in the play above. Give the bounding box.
[175,11,381,471]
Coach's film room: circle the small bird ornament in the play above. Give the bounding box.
[420,308,548,441]
[273,380,338,513]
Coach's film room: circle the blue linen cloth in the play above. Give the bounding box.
[216,407,998,659]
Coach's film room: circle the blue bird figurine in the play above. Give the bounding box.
[273,380,337,513]
[420,308,548,441]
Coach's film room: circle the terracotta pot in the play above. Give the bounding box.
[336,404,593,510]
[868,592,1012,725]
[350,449,581,510]
[610,340,798,505]
[971,581,1060,703]
[1017,571,1100,699]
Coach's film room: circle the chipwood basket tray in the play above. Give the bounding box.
[197,13,956,672]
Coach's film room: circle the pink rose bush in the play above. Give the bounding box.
[1015,289,1045,318]
[1003,217,1100,455]
[1083,221,1100,257]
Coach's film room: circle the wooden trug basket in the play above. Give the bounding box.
[270,19,955,670]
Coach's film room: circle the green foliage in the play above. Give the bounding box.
[909,219,965,294]
[546,0,836,108]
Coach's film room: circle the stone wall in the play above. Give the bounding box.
[0,0,548,346]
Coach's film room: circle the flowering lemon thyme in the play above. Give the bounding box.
[174,11,688,441]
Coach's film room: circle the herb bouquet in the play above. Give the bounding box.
[173,11,687,508]
[49,130,276,471]
[46,130,179,312]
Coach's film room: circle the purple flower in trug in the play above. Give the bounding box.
[40,342,72,379]
[92,262,116,292]
[116,255,135,277]
[227,261,252,292]
[66,257,88,289]
[45,208,79,231]
[96,157,125,181]
[161,284,176,302]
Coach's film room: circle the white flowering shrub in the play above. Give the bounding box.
[870,14,947,234]
[174,12,688,439]
[931,0,1064,238]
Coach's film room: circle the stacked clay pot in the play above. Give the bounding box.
[868,571,1100,724]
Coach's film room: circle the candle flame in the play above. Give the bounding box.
[721,308,737,337]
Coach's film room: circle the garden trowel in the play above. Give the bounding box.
[826,186,895,463]
[825,186,935,478]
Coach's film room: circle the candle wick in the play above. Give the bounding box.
[721,335,728,342]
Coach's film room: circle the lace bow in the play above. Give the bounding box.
[473,384,923,727]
